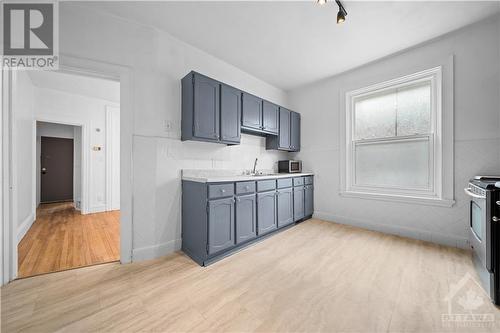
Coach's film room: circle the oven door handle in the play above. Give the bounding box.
[464,188,486,199]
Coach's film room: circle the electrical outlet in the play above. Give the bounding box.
[164,120,172,132]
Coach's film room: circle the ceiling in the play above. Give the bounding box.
[28,71,120,103]
[81,1,500,91]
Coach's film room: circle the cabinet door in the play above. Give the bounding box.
[305,185,314,217]
[235,194,257,244]
[242,93,263,130]
[208,197,235,254]
[262,101,279,134]
[293,187,305,221]
[257,191,277,235]
[220,84,241,144]
[278,108,291,150]
[193,74,220,140]
[290,111,300,152]
[277,188,294,227]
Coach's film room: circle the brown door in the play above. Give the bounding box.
[40,137,74,203]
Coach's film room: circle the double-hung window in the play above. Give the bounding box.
[343,67,447,204]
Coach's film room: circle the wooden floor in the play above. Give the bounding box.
[17,202,120,278]
[3,219,499,332]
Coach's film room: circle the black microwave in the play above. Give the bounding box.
[278,160,302,173]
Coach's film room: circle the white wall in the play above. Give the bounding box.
[37,122,75,139]
[59,3,290,260]
[12,72,35,242]
[288,16,500,248]
[34,87,120,214]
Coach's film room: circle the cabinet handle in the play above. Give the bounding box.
[245,186,250,190]
[497,201,500,206]
[221,189,226,193]
[493,217,500,222]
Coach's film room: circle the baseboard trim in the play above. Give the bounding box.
[17,213,35,243]
[86,205,106,214]
[313,211,469,249]
[132,238,182,261]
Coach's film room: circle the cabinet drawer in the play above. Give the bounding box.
[208,183,234,199]
[277,178,293,189]
[293,177,304,187]
[304,176,313,185]
[236,181,256,195]
[257,180,276,192]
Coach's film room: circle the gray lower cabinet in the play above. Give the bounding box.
[182,176,312,266]
[293,186,305,221]
[277,187,294,227]
[305,185,314,217]
[257,191,277,235]
[235,193,257,244]
[208,197,235,255]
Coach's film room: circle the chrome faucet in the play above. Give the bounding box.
[252,158,258,175]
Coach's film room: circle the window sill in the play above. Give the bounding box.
[340,191,455,207]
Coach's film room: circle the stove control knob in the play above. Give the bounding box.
[493,216,500,222]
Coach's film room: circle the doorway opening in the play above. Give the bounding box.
[15,70,121,278]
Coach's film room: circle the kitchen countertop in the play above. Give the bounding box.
[182,170,314,183]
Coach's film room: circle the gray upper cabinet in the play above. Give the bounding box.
[241,93,263,131]
[277,187,294,227]
[235,193,257,244]
[262,101,279,135]
[182,71,300,147]
[208,197,235,254]
[293,185,305,221]
[279,108,291,149]
[181,72,240,145]
[194,74,220,141]
[220,84,241,144]
[305,184,314,217]
[257,191,277,235]
[290,111,301,152]
[266,108,301,152]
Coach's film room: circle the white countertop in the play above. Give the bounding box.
[182,170,313,183]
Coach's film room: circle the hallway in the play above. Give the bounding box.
[18,203,120,278]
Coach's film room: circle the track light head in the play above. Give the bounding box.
[317,0,327,5]
[335,0,347,24]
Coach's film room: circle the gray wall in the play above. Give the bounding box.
[288,15,500,247]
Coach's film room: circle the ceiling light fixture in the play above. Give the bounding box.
[317,0,327,5]
[335,0,347,24]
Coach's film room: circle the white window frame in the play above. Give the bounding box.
[342,67,454,207]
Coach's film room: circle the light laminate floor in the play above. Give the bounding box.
[18,202,120,278]
[2,219,499,332]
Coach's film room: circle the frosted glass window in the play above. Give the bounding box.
[355,139,430,188]
[397,83,431,136]
[345,67,443,201]
[354,92,396,140]
[354,81,431,141]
